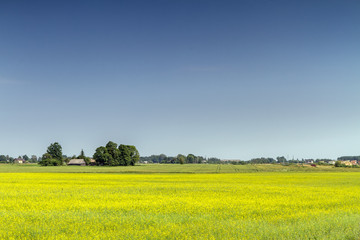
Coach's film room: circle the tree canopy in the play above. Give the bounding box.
[0,155,7,162]
[93,141,140,166]
[39,142,63,166]
[46,142,63,161]
[337,156,360,161]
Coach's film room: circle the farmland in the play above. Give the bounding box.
[1,163,360,173]
[0,165,359,239]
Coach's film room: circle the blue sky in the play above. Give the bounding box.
[1,0,359,160]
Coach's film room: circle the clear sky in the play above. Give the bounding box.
[1,0,359,160]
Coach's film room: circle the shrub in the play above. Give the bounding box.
[39,159,62,166]
[334,161,342,167]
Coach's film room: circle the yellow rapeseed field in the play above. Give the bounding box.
[0,171,359,239]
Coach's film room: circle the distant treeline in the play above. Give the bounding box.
[224,158,336,165]
[139,156,340,165]
[2,151,359,165]
[337,156,360,161]
[139,154,221,164]
[0,154,39,163]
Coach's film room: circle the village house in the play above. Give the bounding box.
[13,158,25,164]
[350,160,358,165]
[68,159,86,166]
[341,161,352,166]
[304,159,314,164]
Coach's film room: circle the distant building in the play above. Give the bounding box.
[89,159,96,166]
[329,161,336,165]
[350,160,358,165]
[68,159,86,166]
[304,159,314,164]
[14,158,25,164]
[342,161,352,166]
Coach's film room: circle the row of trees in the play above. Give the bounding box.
[138,155,334,165]
[213,157,338,165]
[139,154,220,164]
[139,155,288,165]
[0,155,39,163]
[337,156,360,161]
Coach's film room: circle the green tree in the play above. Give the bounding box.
[93,146,111,166]
[39,158,62,166]
[0,155,6,162]
[118,145,139,166]
[276,156,287,164]
[42,153,52,160]
[118,144,131,165]
[159,154,167,163]
[127,145,139,165]
[31,155,37,162]
[47,142,63,162]
[93,141,140,166]
[39,142,63,166]
[334,161,342,167]
[78,149,85,159]
[39,153,61,166]
[177,154,186,164]
[187,154,196,164]
[22,155,29,161]
[106,141,121,165]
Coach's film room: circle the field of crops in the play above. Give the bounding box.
[0,166,359,239]
[1,163,360,173]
